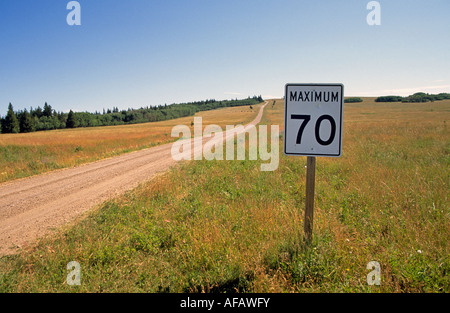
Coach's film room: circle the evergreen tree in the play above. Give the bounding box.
[19,109,35,133]
[43,102,53,117]
[66,110,77,128]
[31,106,43,118]
[2,103,20,133]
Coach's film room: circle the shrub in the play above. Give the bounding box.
[375,96,403,102]
[344,97,363,103]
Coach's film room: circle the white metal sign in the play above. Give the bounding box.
[284,83,344,157]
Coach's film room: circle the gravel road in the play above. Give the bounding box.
[0,102,267,255]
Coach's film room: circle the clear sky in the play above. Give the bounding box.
[1,0,449,114]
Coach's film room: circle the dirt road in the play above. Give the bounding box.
[0,102,267,256]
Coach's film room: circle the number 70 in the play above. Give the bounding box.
[291,114,337,146]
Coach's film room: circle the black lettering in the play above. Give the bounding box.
[314,92,322,102]
[304,91,310,101]
[331,92,339,102]
[290,91,297,101]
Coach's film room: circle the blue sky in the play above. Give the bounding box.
[0,0,449,114]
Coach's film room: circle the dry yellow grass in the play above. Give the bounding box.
[260,97,450,291]
[0,104,261,183]
[0,98,448,293]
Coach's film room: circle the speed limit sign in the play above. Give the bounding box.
[284,83,344,157]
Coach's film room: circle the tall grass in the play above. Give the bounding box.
[0,99,448,292]
[0,105,259,183]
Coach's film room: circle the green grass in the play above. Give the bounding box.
[0,99,449,292]
[0,104,261,184]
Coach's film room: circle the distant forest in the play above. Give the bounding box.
[375,92,450,103]
[0,96,263,134]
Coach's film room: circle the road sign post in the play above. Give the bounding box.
[304,156,316,243]
[284,83,344,243]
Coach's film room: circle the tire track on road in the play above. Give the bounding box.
[0,102,267,255]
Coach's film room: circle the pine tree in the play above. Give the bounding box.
[19,109,35,133]
[43,102,53,117]
[66,110,77,128]
[31,106,43,118]
[2,103,20,133]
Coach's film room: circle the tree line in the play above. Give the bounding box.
[375,92,450,103]
[0,96,263,134]
[344,97,363,103]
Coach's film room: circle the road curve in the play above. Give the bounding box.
[0,102,267,255]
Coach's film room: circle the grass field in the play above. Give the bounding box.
[0,104,260,184]
[0,98,449,292]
